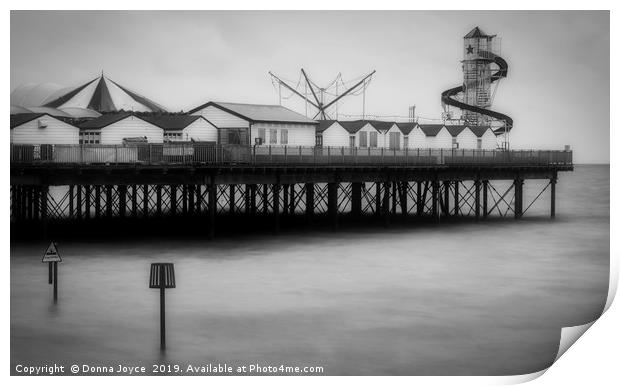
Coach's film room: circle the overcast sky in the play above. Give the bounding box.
[11,11,609,163]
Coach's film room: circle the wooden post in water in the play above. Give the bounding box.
[328,182,338,229]
[273,183,280,234]
[351,182,362,217]
[482,180,489,218]
[550,176,557,218]
[149,263,175,351]
[454,181,460,216]
[305,183,314,222]
[53,261,58,303]
[475,180,481,220]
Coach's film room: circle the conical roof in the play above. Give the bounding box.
[464,26,494,39]
[43,75,167,113]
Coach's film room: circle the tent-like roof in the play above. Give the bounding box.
[468,126,493,138]
[43,75,167,113]
[189,101,317,125]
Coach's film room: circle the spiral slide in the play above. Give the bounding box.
[441,51,513,134]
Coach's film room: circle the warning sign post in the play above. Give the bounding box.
[42,242,62,302]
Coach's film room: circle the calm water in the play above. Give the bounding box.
[10,165,609,375]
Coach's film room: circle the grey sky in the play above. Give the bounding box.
[11,11,609,163]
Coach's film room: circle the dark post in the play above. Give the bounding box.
[208,181,216,239]
[69,185,74,218]
[95,185,101,219]
[131,185,138,217]
[273,183,280,233]
[282,184,289,216]
[33,187,40,221]
[383,181,390,225]
[48,262,53,284]
[250,184,257,215]
[475,180,481,220]
[188,185,195,216]
[550,176,557,218]
[170,185,177,216]
[149,263,175,351]
[118,185,127,218]
[182,185,188,215]
[391,181,397,215]
[351,182,362,216]
[289,184,296,215]
[263,185,269,214]
[305,183,314,221]
[482,180,489,218]
[41,186,49,239]
[229,184,235,214]
[105,185,113,218]
[84,185,91,219]
[432,180,439,222]
[156,185,162,217]
[244,185,251,215]
[514,178,524,219]
[76,185,82,220]
[328,182,338,229]
[443,181,450,218]
[143,184,149,217]
[53,261,58,303]
[416,182,423,216]
[375,182,382,217]
[195,185,202,215]
[400,182,408,216]
[454,181,460,216]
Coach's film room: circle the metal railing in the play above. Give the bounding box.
[10,144,573,167]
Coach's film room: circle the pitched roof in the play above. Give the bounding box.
[468,126,493,138]
[367,120,394,132]
[395,122,418,135]
[188,101,317,125]
[142,115,203,130]
[316,120,338,133]
[11,113,46,129]
[79,112,136,129]
[338,120,375,134]
[464,26,494,39]
[418,124,446,137]
[444,125,467,137]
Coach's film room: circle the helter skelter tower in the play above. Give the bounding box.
[442,26,513,134]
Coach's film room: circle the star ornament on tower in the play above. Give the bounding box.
[466,45,474,54]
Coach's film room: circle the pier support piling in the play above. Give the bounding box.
[550,176,557,218]
[328,182,339,229]
[305,183,314,221]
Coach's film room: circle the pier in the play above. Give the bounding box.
[10,144,573,238]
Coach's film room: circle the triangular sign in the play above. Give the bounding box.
[42,242,62,262]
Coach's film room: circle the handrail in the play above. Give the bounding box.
[9,144,573,167]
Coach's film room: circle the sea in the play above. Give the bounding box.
[10,164,609,375]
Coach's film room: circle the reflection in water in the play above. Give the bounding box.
[11,165,609,375]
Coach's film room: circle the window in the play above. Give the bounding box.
[477,138,482,149]
[316,134,323,147]
[79,131,101,144]
[349,136,356,148]
[228,130,241,144]
[270,129,278,144]
[369,131,378,148]
[403,136,409,148]
[164,132,183,142]
[280,129,288,145]
[389,132,400,150]
[359,131,368,148]
[257,128,266,144]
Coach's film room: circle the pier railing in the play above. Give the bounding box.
[10,144,573,167]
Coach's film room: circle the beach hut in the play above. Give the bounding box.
[10,113,79,145]
[144,115,217,142]
[79,112,164,144]
[188,101,317,147]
